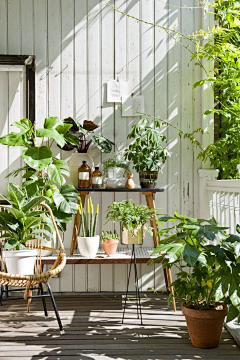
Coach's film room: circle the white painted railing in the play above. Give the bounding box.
[206,180,240,233]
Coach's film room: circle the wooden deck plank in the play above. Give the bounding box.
[0,294,239,359]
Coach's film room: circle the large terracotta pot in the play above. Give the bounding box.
[68,152,94,188]
[181,303,228,348]
[102,239,119,255]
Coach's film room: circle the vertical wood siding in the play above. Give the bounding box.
[0,0,207,292]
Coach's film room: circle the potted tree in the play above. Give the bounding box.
[77,197,100,257]
[0,183,50,275]
[150,212,240,348]
[59,118,114,187]
[124,118,170,188]
[105,200,154,244]
[0,117,80,247]
[101,230,119,255]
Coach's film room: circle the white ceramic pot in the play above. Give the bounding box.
[2,249,38,275]
[77,235,100,257]
[68,152,94,188]
[107,167,125,180]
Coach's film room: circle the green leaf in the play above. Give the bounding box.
[21,196,46,213]
[44,117,62,129]
[55,123,72,134]
[183,243,201,267]
[53,191,78,214]
[24,216,42,229]
[4,239,18,250]
[22,146,52,171]
[11,118,32,131]
[47,159,69,186]
[92,135,112,153]
[7,183,25,209]
[226,305,239,323]
[0,131,30,146]
[64,133,79,146]
[22,170,36,179]
[31,228,53,238]
[5,166,29,179]
[36,128,65,148]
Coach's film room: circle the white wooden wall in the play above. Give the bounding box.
[0,0,211,292]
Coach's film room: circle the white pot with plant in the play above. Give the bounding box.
[103,149,130,188]
[0,183,52,275]
[58,118,113,188]
[105,200,154,245]
[77,196,100,257]
[124,118,170,188]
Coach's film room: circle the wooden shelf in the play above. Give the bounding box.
[41,247,157,265]
[76,188,164,192]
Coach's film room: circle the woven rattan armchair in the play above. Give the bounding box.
[0,202,66,334]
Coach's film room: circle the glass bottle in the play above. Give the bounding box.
[78,161,91,188]
[92,167,103,188]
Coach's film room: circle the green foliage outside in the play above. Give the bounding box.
[149,212,240,322]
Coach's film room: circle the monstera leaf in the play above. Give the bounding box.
[22,146,52,171]
[0,118,33,146]
[92,135,113,153]
[47,159,70,186]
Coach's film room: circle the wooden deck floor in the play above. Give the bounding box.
[0,293,239,360]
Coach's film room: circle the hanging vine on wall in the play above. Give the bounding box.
[106,1,240,179]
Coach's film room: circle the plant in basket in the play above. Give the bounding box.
[105,200,154,245]
[124,118,170,188]
[101,230,119,255]
[0,182,51,275]
[149,212,240,349]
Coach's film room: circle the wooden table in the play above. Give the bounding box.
[66,187,176,311]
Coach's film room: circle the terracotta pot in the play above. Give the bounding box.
[102,239,119,255]
[181,303,228,348]
[139,171,158,188]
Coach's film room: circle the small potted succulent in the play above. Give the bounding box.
[0,183,50,275]
[59,118,114,187]
[124,118,170,188]
[105,200,154,245]
[77,197,99,257]
[150,212,240,349]
[101,230,119,255]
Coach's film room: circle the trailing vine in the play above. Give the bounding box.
[107,1,240,179]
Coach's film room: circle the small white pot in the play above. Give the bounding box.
[77,235,100,257]
[2,249,38,275]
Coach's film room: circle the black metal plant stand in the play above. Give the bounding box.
[122,244,143,325]
[0,281,64,334]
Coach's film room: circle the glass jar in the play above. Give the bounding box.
[78,161,91,188]
[92,167,103,188]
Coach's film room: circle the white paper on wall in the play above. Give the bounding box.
[107,79,128,103]
[122,95,145,117]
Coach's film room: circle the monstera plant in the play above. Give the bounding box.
[60,117,113,154]
[0,117,80,232]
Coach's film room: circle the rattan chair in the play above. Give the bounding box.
[0,202,66,334]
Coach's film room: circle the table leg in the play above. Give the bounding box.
[70,191,89,255]
[143,192,176,311]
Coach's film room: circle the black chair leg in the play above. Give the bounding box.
[45,281,64,334]
[39,283,48,318]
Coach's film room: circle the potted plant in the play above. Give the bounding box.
[124,118,170,188]
[0,182,50,275]
[77,197,100,257]
[101,230,119,255]
[105,200,154,244]
[150,212,240,349]
[103,150,130,179]
[59,118,114,187]
[0,117,80,243]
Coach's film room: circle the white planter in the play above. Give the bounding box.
[68,152,94,188]
[2,249,38,275]
[77,235,100,257]
[107,167,125,180]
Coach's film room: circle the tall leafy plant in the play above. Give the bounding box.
[124,118,170,172]
[0,117,80,232]
[150,212,240,322]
